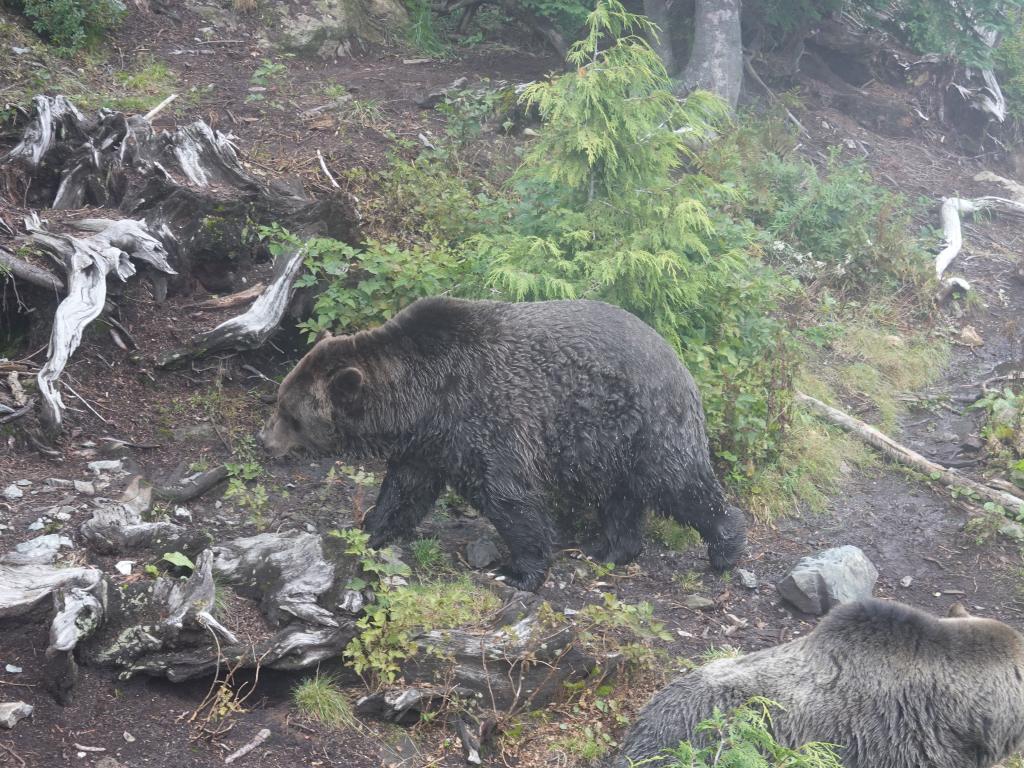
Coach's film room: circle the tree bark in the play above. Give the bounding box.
[644,0,676,76]
[676,0,743,110]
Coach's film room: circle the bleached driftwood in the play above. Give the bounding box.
[29,218,176,434]
[156,245,308,368]
[3,95,85,169]
[80,476,209,555]
[935,196,1024,289]
[796,391,1024,515]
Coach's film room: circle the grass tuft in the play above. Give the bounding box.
[292,674,357,730]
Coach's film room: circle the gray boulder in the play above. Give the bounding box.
[465,537,501,569]
[271,0,408,55]
[0,701,32,729]
[776,545,878,615]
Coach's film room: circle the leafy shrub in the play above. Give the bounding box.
[16,0,122,50]
[653,698,843,767]
[996,21,1024,122]
[262,226,465,343]
[335,529,500,688]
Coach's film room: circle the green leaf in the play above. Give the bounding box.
[162,551,195,571]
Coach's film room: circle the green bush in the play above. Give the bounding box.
[15,0,122,50]
[263,226,465,343]
[653,698,844,767]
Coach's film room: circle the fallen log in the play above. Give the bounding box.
[0,247,64,292]
[152,464,230,503]
[934,195,1024,297]
[184,282,266,311]
[795,391,1024,515]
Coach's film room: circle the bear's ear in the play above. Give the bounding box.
[947,603,971,618]
[316,328,334,343]
[328,366,364,400]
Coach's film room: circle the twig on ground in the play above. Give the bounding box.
[316,149,340,189]
[144,93,178,122]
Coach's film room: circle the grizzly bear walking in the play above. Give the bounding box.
[262,297,746,591]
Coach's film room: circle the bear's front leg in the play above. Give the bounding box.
[481,483,554,592]
[363,456,445,549]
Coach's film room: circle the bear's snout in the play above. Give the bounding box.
[260,414,298,459]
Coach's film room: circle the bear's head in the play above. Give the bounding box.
[261,333,370,458]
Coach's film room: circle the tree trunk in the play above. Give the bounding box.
[676,0,743,110]
[644,0,676,76]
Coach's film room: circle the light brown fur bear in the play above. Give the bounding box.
[610,599,1024,768]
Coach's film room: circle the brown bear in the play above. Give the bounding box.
[609,599,1024,768]
[261,297,746,591]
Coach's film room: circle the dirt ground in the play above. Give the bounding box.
[2,4,1024,768]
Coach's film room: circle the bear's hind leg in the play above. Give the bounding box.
[363,457,445,549]
[654,475,746,571]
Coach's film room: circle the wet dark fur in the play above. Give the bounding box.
[611,599,1024,768]
[262,297,746,591]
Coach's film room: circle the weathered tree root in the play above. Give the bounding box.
[28,218,176,435]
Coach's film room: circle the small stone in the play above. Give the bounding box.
[174,507,193,521]
[680,594,715,610]
[88,459,123,475]
[3,484,23,500]
[114,560,134,576]
[959,325,983,346]
[736,568,759,589]
[304,522,317,533]
[465,537,501,569]
[999,521,1024,541]
[4,665,22,674]
[27,519,45,531]
[73,480,95,495]
[15,479,31,487]
[53,508,72,522]
[214,500,223,509]
[0,701,32,729]
[123,731,135,743]
[900,575,914,588]
[776,545,878,615]
[46,478,75,489]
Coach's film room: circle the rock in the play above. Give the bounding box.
[171,423,219,442]
[27,519,45,531]
[114,560,134,576]
[174,506,193,521]
[736,568,759,589]
[123,731,136,743]
[680,594,715,610]
[73,480,95,495]
[417,76,469,109]
[96,758,128,768]
[3,484,23,500]
[776,545,878,615]
[465,537,501,569]
[0,701,32,729]
[88,459,124,475]
[999,521,1024,542]
[900,575,914,588]
[4,664,21,673]
[959,325,983,346]
[271,0,409,56]
[15,479,31,487]
[8,534,74,565]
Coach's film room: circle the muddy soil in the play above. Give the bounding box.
[2,5,1024,768]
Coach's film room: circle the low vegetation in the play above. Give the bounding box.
[293,674,358,730]
[653,698,844,768]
